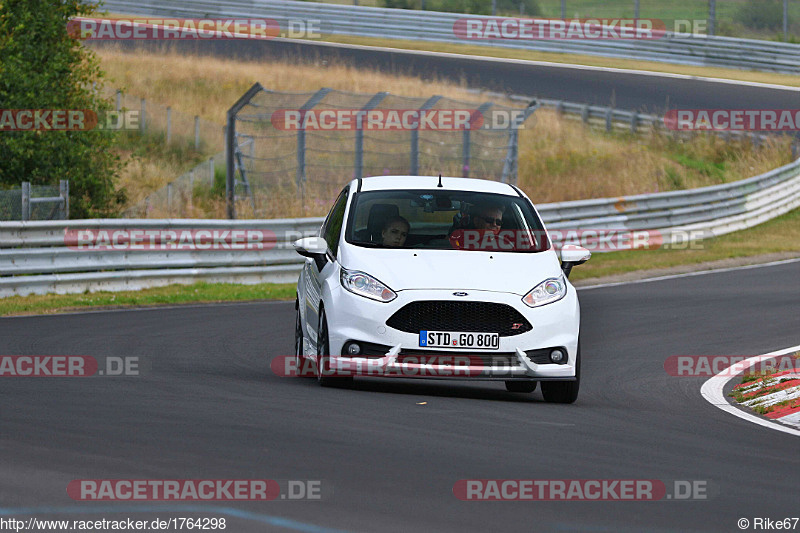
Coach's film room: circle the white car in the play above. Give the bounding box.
[293,176,590,403]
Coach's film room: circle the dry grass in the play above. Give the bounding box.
[94,46,793,218]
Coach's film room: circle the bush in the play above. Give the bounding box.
[734,0,784,31]
[0,0,125,218]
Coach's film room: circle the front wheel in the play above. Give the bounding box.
[316,308,352,387]
[541,343,580,404]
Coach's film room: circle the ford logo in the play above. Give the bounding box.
[453,292,469,297]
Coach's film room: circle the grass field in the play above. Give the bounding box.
[96,47,794,219]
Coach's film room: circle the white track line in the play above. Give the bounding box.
[576,257,800,291]
[700,345,800,437]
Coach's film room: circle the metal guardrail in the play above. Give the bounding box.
[2,158,799,297]
[100,0,800,74]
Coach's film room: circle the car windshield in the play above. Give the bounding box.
[345,189,550,252]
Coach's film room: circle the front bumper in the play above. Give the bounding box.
[324,287,580,381]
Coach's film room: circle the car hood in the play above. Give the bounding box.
[338,245,562,295]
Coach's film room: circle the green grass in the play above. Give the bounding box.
[0,282,296,317]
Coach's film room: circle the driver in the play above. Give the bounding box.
[470,202,505,235]
[381,216,410,247]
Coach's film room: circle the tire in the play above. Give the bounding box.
[540,343,580,404]
[316,307,352,387]
[505,381,537,393]
[294,300,311,378]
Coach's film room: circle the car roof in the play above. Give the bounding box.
[353,175,519,196]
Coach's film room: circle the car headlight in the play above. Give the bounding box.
[522,275,566,308]
[340,268,397,302]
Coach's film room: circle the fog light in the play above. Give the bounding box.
[344,342,361,356]
[550,348,565,364]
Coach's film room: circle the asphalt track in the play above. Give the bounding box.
[2,260,798,532]
[94,38,800,114]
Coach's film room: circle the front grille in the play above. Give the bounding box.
[386,301,532,337]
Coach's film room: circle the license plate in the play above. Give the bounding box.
[419,331,500,350]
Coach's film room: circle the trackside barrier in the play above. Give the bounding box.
[2,158,799,297]
[99,0,800,74]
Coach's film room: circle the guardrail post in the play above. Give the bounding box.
[167,183,173,214]
[355,92,388,181]
[556,101,564,115]
[411,95,442,175]
[606,107,613,132]
[581,104,589,123]
[630,111,638,134]
[140,98,146,134]
[59,180,69,220]
[194,116,200,150]
[21,182,30,221]
[166,106,172,144]
[792,141,799,160]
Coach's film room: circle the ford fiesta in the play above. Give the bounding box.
[293,176,590,403]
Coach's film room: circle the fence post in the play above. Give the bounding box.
[501,100,539,185]
[21,182,30,221]
[140,98,146,134]
[355,92,389,181]
[226,82,265,220]
[561,0,566,19]
[784,0,789,40]
[708,0,716,36]
[411,95,442,175]
[463,102,494,179]
[634,0,639,19]
[59,180,69,220]
[116,90,121,113]
[166,106,172,143]
[209,157,215,187]
[296,88,333,201]
[194,116,200,150]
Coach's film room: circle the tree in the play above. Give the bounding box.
[0,0,125,218]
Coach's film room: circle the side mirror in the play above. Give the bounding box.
[560,245,591,278]
[293,237,329,270]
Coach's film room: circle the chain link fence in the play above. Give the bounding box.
[0,182,68,221]
[226,84,536,218]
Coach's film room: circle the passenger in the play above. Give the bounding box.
[381,216,410,247]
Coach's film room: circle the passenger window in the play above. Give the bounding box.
[322,188,349,258]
